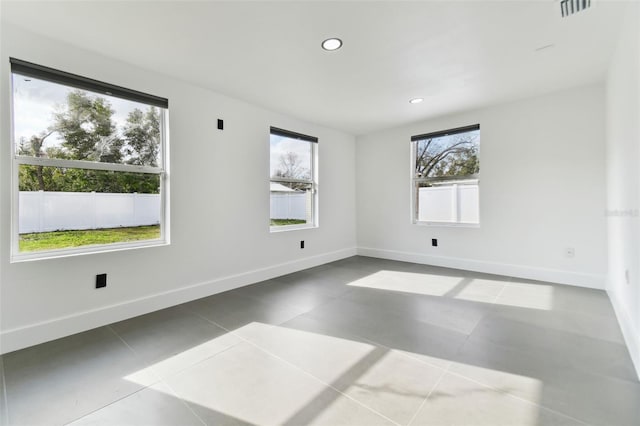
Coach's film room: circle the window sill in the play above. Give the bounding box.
[11,239,169,263]
[270,224,317,233]
[413,221,480,228]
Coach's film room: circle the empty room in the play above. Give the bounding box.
[1,1,639,425]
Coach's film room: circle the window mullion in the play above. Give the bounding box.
[15,156,163,174]
[270,177,313,185]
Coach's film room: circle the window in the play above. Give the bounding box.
[10,58,169,260]
[412,124,480,225]
[269,127,317,231]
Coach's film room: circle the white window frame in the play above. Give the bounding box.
[10,58,170,262]
[269,127,318,232]
[411,124,480,227]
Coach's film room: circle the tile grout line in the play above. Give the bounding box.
[247,283,456,373]
[409,350,592,426]
[358,335,452,373]
[442,368,593,426]
[106,325,138,356]
[149,341,241,426]
[283,294,345,326]
[57,326,163,425]
[155,380,208,426]
[492,281,509,304]
[439,278,593,426]
[107,320,242,381]
[62,386,150,426]
[104,325,215,426]
[445,282,508,358]
[423,278,592,426]
[463,281,508,339]
[309,273,593,425]
[257,287,456,376]
[258,278,457,372]
[193,314,402,426]
[406,366,449,426]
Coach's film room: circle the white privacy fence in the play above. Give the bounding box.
[270,192,312,221]
[418,183,479,223]
[19,191,160,234]
[21,190,312,233]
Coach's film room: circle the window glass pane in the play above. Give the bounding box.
[13,74,162,166]
[18,165,161,253]
[415,129,479,179]
[18,165,160,193]
[269,134,312,180]
[413,125,480,225]
[270,182,313,227]
[416,180,479,224]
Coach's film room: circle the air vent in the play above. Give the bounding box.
[560,0,592,18]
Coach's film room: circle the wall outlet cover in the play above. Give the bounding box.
[96,273,107,289]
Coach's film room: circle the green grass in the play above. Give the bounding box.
[270,219,306,226]
[19,225,161,252]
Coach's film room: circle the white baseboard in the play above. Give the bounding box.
[0,247,357,355]
[607,289,640,380]
[357,247,605,289]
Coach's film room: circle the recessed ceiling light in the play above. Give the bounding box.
[322,38,342,51]
[409,98,424,104]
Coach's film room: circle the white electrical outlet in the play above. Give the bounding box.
[565,247,575,258]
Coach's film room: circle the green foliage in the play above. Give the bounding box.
[19,225,160,252]
[415,132,479,179]
[270,219,307,226]
[123,107,161,166]
[54,90,122,162]
[18,166,160,193]
[18,90,162,193]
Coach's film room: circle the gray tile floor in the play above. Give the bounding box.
[1,256,639,426]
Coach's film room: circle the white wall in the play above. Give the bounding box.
[356,84,607,289]
[605,1,640,378]
[0,24,357,353]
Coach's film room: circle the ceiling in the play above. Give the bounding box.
[1,1,629,136]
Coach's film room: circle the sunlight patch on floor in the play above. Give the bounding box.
[449,360,544,400]
[347,270,554,310]
[123,332,241,386]
[124,322,382,424]
[495,282,555,310]
[347,270,465,296]
[122,320,547,425]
